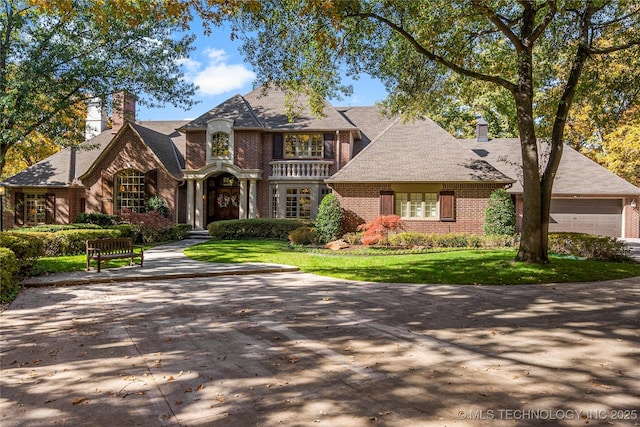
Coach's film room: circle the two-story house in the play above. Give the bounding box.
[2,86,639,238]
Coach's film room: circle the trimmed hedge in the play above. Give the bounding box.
[548,232,628,261]
[0,232,45,273]
[208,219,313,240]
[387,232,518,249]
[315,194,342,243]
[0,248,19,303]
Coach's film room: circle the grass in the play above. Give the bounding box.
[183,239,640,285]
[34,254,134,275]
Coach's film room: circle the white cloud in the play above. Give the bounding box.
[183,48,255,96]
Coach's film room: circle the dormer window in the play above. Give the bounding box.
[206,118,234,163]
[211,132,230,157]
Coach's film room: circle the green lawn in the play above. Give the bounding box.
[184,239,640,285]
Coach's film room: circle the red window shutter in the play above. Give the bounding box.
[145,169,158,199]
[102,172,113,214]
[380,191,394,215]
[323,133,334,159]
[440,191,455,222]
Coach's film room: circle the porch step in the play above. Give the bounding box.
[187,230,211,240]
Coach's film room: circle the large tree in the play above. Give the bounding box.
[198,0,640,263]
[0,0,196,175]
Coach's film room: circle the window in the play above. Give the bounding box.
[115,169,145,212]
[25,194,47,224]
[284,134,323,158]
[396,193,438,219]
[271,187,278,218]
[286,188,311,219]
[210,132,230,157]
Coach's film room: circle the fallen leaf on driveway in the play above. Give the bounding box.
[72,397,87,405]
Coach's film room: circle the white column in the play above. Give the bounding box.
[195,179,204,229]
[186,179,194,226]
[239,179,248,219]
[249,179,257,219]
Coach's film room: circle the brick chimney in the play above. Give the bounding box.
[85,97,108,140]
[111,92,136,134]
[476,117,489,142]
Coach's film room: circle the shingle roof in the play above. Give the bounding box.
[181,86,358,131]
[4,131,113,187]
[466,138,640,195]
[5,120,188,187]
[180,94,263,130]
[328,111,514,184]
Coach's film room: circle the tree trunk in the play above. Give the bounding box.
[513,48,549,264]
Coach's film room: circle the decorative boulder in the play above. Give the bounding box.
[325,240,350,251]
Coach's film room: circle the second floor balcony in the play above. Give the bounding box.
[270,160,333,180]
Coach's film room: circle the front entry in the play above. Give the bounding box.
[206,173,240,224]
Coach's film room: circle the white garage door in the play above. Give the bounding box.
[549,199,622,237]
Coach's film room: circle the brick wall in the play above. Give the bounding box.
[624,198,639,238]
[185,130,206,170]
[82,126,180,218]
[332,182,502,234]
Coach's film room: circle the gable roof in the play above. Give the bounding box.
[328,109,514,184]
[5,120,188,187]
[466,138,640,196]
[182,86,358,132]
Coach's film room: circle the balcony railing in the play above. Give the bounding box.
[270,160,333,179]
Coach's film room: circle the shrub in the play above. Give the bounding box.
[75,212,120,226]
[288,226,318,245]
[13,223,102,232]
[0,232,44,276]
[40,229,122,256]
[315,194,342,243]
[342,231,363,245]
[548,232,628,261]
[146,196,170,218]
[167,224,193,241]
[208,218,312,240]
[121,209,175,244]
[387,232,518,249]
[357,215,404,246]
[484,189,516,235]
[0,248,19,303]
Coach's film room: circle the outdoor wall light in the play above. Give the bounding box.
[631,198,637,208]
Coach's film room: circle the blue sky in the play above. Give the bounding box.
[136,22,388,122]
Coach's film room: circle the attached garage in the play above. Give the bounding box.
[549,198,622,237]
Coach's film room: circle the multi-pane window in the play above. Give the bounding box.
[115,169,145,212]
[210,132,230,157]
[396,193,438,219]
[25,194,46,224]
[284,134,323,158]
[286,188,311,219]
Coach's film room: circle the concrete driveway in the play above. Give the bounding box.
[1,272,639,426]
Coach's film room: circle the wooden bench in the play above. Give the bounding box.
[86,238,144,272]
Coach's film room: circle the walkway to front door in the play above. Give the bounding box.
[206,173,239,224]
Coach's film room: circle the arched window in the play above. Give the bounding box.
[115,169,145,213]
[211,132,230,157]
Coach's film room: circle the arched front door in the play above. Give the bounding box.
[206,173,240,224]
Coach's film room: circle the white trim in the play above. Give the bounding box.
[206,118,234,164]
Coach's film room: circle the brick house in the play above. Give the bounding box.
[2,87,639,238]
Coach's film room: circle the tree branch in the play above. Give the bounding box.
[346,11,516,93]
[528,1,557,44]
[473,0,525,51]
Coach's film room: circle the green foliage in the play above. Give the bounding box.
[548,233,629,261]
[0,232,45,276]
[208,219,313,240]
[0,1,196,175]
[145,196,170,218]
[0,247,19,303]
[40,229,122,256]
[483,189,516,236]
[168,224,193,241]
[75,213,120,226]
[315,194,342,243]
[288,227,318,246]
[387,232,517,249]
